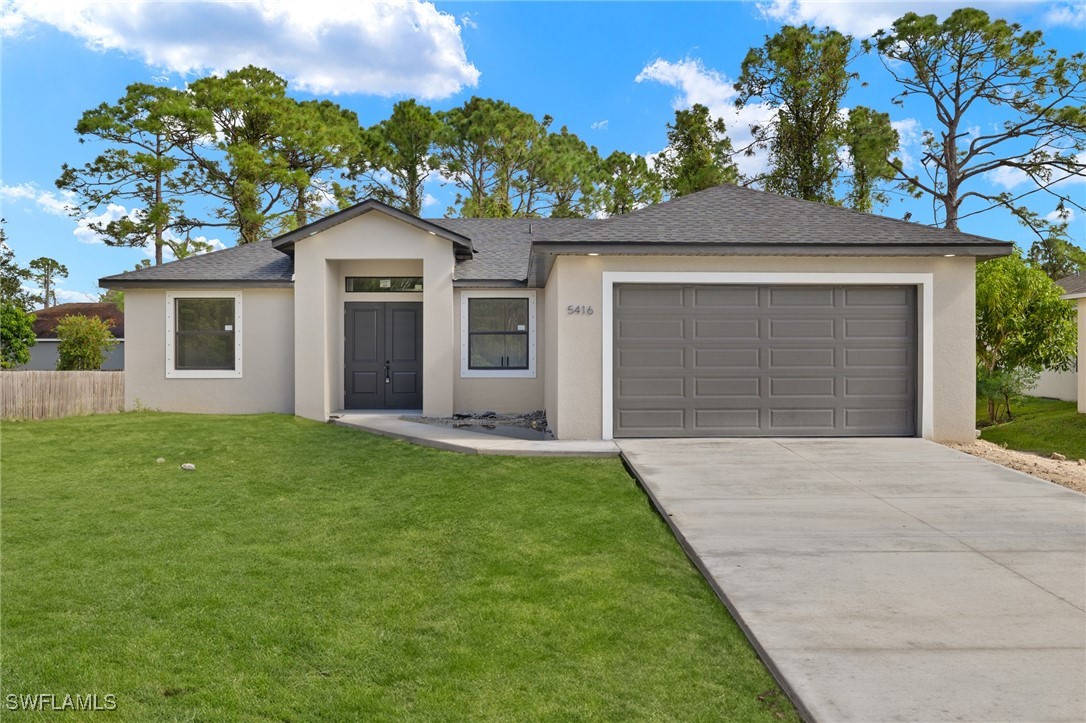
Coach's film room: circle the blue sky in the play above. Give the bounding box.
[2,0,1084,303]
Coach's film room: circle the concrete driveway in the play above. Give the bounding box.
[619,438,1086,723]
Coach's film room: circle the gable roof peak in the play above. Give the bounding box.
[271,198,474,258]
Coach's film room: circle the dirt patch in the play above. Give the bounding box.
[944,439,1086,494]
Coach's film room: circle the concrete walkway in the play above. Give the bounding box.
[619,438,1086,723]
[330,411,619,457]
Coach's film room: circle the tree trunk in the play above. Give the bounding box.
[155,133,165,265]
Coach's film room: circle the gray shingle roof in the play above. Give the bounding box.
[1057,272,1086,297]
[430,217,587,281]
[100,239,293,286]
[536,184,1011,249]
[100,185,1013,288]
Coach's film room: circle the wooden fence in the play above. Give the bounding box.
[1,371,124,421]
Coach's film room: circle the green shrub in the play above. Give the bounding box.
[1,300,36,368]
[55,314,118,370]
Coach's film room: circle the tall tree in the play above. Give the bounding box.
[736,25,898,209]
[866,8,1086,234]
[27,257,68,309]
[736,25,852,203]
[435,97,551,217]
[277,99,362,231]
[534,126,603,218]
[56,83,203,265]
[0,222,32,311]
[656,104,739,197]
[184,66,358,242]
[1025,222,1086,280]
[352,99,440,216]
[843,106,900,213]
[597,151,663,216]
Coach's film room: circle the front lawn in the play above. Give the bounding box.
[977,396,1086,460]
[1,413,795,721]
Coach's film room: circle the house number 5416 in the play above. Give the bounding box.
[567,305,594,315]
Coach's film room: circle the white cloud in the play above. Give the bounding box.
[20,281,97,306]
[986,165,1031,190]
[4,0,480,98]
[0,182,77,216]
[890,118,924,170]
[755,1,1067,37]
[986,153,1086,191]
[141,233,227,263]
[460,12,478,30]
[1044,2,1086,28]
[590,120,609,131]
[54,287,98,304]
[422,192,438,209]
[635,57,776,177]
[73,203,131,245]
[1046,207,1076,223]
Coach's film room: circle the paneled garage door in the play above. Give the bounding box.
[613,284,917,437]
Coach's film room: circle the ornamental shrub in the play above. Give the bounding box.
[1,300,35,368]
[55,314,118,370]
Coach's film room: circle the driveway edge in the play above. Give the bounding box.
[619,451,815,723]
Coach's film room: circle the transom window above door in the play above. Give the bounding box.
[345,277,423,292]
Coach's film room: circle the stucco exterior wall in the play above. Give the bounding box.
[292,212,456,420]
[1028,369,1078,403]
[452,288,546,413]
[1079,299,1085,414]
[543,254,977,443]
[123,287,293,413]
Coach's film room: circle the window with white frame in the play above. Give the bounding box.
[165,291,243,378]
[460,290,536,378]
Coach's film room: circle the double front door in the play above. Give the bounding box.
[344,302,422,409]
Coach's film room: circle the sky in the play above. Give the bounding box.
[2,0,1084,304]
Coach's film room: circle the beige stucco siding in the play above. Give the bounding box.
[123,287,294,413]
[544,254,977,443]
[292,212,456,420]
[1079,299,1085,414]
[452,288,545,413]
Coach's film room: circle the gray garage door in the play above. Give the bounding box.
[613,284,917,437]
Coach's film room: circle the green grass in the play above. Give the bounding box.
[1,413,795,722]
[977,396,1086,460]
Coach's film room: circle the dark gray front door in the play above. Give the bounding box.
[613,284,917,437]
[345,302,422,409]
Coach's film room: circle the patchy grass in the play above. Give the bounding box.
[1,413,796,721]
[977,396,1086,460]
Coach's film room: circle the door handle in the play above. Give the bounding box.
[385,361,391,384]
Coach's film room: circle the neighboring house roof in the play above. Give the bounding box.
[100,185,1014,289]
[31,302,124,339]
[1057,272,1086,299]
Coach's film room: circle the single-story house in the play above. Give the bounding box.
[1034,272,1085,412]
[18,302,124,370]
[100,184,1012,441]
